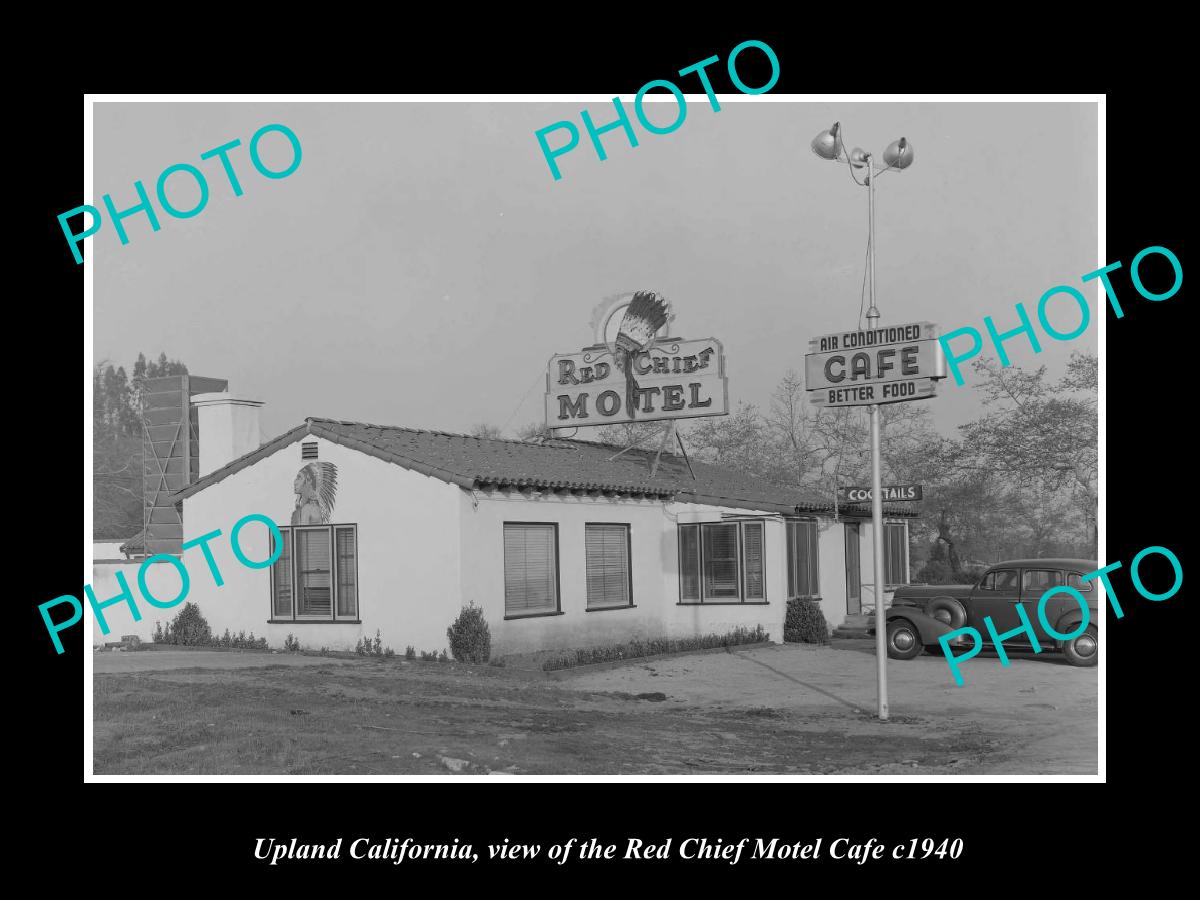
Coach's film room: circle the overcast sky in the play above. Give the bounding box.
[93,100,1098,440]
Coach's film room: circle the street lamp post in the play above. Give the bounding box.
[811,122,914,721]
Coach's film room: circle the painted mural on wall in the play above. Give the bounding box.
[292,462,338,525]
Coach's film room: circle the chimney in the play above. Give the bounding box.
[191,393,264,477]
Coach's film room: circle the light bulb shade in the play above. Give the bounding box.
[849,147,869,169]
[883,137,913,169]
[810,122,843,160]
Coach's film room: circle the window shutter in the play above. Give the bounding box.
[335,526,357,618]
[743,522,764,599]
[295,527,333,616]
[586,524,631,609]
[504,524,558,615]
[271,528,293,618]
[679,525,700,601]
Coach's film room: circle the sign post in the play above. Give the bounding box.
[804,230,946,722]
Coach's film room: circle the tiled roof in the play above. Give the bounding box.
[173,417,918,518]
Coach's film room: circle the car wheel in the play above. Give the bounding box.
[1062,625,1098,667]
[886,620,923,660]
[927,597,967,629]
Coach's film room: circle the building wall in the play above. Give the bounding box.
[178,434,463,653]
[460,492,792,655]
[92,541,127,562]
[815,517,850,629]
[90,560,187,643]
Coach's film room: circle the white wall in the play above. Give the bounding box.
[460,492,788,655]
[90,560,186,644]
[92,541,127,561]
[816,518,850,629]
[179,433,463,653]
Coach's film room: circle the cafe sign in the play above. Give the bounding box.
[805,321,947,408]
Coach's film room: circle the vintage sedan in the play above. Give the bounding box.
[873,558,1099,667]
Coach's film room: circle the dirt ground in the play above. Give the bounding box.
[92,641,1098,776]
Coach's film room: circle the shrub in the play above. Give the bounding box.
[405,645,416,660]
[420,650,438,661]
[283,633,299,652]
[168,602,212,646]
[542,625,769,671]
[439,649,449,662]
[446,604,492,664]
[784,599,830,644]
[153,621,165,643]
[372,629,383,656]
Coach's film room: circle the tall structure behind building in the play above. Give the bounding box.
[140,374,228,556]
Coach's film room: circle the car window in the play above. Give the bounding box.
[1022,569,1063,594]
[981,569,1018,591]
[1067,572,1094,592]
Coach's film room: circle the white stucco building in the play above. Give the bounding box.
[94,395,913,655]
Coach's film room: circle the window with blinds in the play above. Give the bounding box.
[883,523,909,585]
[269,524,358,622]
[295,527,333,617]
[585,524,632,610]
[786,519,820,598]
[678,520,766,603]
[504,523,559,616]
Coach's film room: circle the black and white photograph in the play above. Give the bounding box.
[78,93,1110,784]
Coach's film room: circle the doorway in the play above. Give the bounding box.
[844,523,861,615]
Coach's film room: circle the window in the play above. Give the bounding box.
[1022,569,1063,596]
[270,524,358,622]
[295,527,333,616]
[980,569,1018,591]
[786,518,820,599]
[1067,572,1094,592]
[703,523,740,599]
[504,523,559,617]
[585,523,632,610]
[883,523,908,586]
[678,520,766,603]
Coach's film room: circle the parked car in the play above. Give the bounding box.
[871,558,1099,667]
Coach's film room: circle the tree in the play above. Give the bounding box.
[516,421,553,442]
[953,352,1097,553]
[92,351,189,539]
[469,423,504,440]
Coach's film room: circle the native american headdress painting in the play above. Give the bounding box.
[612,290,672,419]
[292,461,338,525]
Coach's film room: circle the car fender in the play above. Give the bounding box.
[1051,607,1098,648]
[871,607,959,646]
